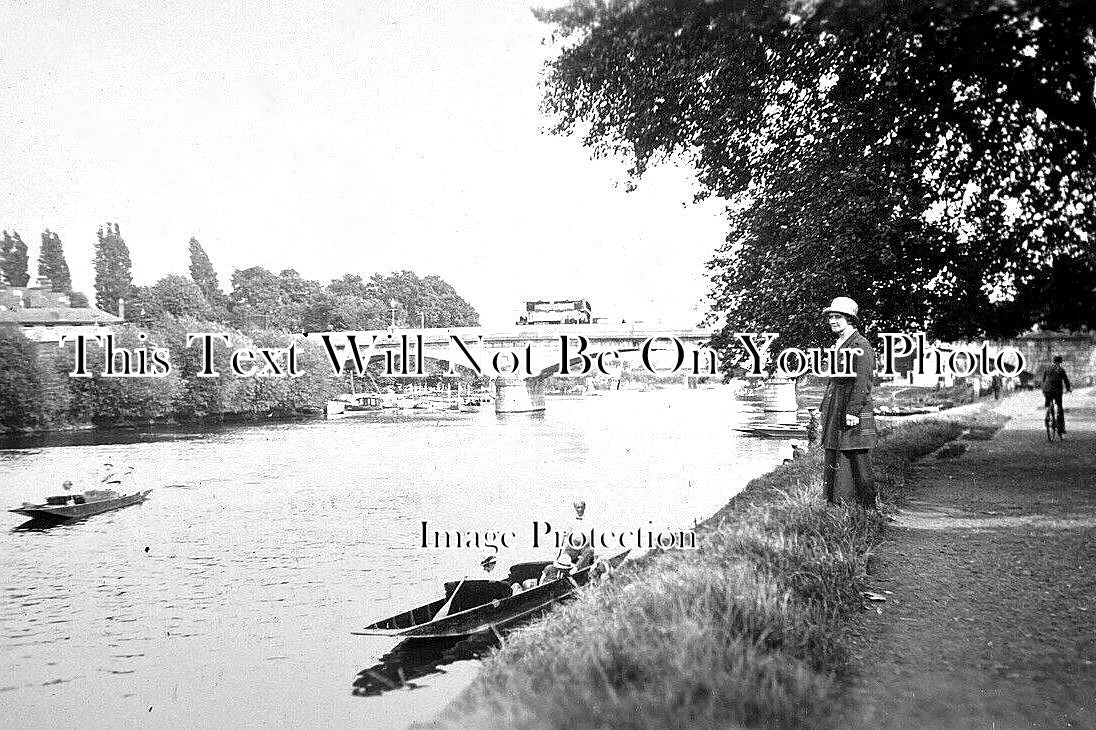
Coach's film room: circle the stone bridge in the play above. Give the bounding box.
[305,325,714,413]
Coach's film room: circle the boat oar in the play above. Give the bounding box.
[488,623,506,647]
[432,576,467,620]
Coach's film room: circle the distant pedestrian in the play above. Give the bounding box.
[818,297,878,510]
[992,374,1002,400]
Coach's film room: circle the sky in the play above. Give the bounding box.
[0,0,730,327]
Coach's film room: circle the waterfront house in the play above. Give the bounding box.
[0,283,122,349]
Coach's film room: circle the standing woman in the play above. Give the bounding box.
[818,297,878,508]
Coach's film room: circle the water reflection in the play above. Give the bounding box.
[352,633,498,697]
[11,516,69,531]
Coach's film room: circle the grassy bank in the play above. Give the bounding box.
[429,416,992,730]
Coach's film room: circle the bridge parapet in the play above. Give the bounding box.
[305,325,716,413]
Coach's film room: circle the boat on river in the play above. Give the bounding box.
[9,489,152,520]
[733,424,807,438]
[874,404,942,417]
[325,393,385,416]
[354,551,629,639]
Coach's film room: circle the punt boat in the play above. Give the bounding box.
[9,489,152,521]
[354,550,629,639]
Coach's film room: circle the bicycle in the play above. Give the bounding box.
[1045,399,1063,442]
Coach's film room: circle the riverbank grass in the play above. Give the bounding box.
[430,417,979,729]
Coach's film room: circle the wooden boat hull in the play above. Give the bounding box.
[9,489,152,520]
[355,551,629,639]
[733,426,807,438]
[874,406,942,417]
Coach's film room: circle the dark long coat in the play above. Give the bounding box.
[819,330,878,451]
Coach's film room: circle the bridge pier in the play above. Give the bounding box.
[494,376,546,414]
[760,377,798,412]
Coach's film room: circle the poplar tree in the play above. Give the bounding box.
[94,222,133,316]
[0,230,30,287]
[187,237,224,304]
[38,230,72,292]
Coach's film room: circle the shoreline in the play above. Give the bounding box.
[421,405,1002,729]
[0,410,325,439]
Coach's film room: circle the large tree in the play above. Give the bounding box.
[188,237,224,305]
[129,275,214,327]
[38,230,72,292]
[366,271,480,328]
[94,223,133,316]
[303,274,386,332]
[227,267,324,331]
[537,0,1096,350]
[0,230,30,287]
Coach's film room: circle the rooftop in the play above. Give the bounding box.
[0,307,122,326]
[0,285,121,326]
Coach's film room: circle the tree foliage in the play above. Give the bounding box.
[129,275,214,328]
[94,223,133,316]
[0,230,30,287]
[38,230,72,292]
[366,271,480,328]
[3,221,484,428]
[227,266,322,331]
[226,267,480,332]
[537,0,1096,349]
[188,237,225,305]
[66,324,180,424]
[0,328,46,429]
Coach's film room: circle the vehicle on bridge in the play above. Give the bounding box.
[517,298,592,325]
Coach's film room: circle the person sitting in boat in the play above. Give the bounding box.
[538,553,573,584]
[48,480,82,505]
[558,499,595,572]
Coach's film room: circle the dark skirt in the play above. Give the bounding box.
[824,448,875,508]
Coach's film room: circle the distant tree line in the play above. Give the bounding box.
[0,223,481,431]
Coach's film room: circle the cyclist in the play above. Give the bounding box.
[1041,355,1072,436]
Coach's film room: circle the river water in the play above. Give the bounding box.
[1,388,791,729]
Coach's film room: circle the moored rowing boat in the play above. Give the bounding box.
[733,424,807,438]
[354,550,629,639]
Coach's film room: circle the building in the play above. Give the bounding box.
[516,299,592,325]
[0,282,122,347]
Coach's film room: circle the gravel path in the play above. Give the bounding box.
[842,387,1096,729]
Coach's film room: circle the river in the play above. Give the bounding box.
[0,387,793,728]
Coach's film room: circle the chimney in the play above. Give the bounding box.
[118,297,126,320]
